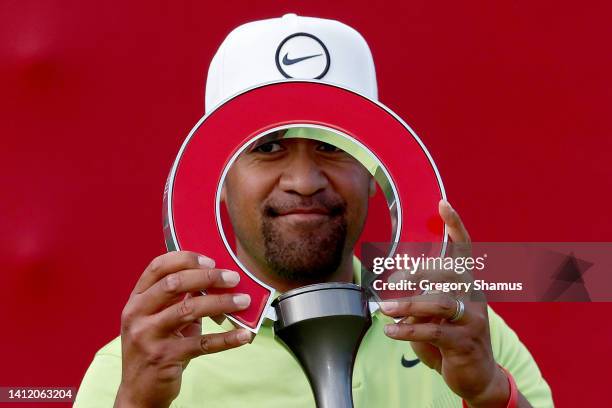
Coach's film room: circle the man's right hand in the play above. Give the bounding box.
[114,251,252,408]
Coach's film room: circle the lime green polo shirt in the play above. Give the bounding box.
[75,303,553,407]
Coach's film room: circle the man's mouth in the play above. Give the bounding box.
[277,207,329,215]
[263,196,346,222]
[277,209,330,223]
[274,207,332,222]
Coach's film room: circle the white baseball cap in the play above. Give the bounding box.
[205,13,378,113]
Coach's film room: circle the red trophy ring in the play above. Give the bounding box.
[164,80,447,332]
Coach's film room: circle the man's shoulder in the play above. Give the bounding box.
[486,305,523,355]
[94,335,122,357]
[73,336,122,407]
[486,306,555,407]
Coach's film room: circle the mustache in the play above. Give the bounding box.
[263,195,346,217]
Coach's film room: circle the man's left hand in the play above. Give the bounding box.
[380,200,524,408]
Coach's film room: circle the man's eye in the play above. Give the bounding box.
[254,142,283,153]
[317,142,343,153]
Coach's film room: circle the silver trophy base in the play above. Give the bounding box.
[272,282,372,408]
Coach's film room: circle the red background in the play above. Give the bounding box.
[1,1,610,406]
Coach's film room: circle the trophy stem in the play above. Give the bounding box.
[272,283,372,408]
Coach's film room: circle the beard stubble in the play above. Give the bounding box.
[261,195,348,283]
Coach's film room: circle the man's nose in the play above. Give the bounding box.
[278,151,328,196]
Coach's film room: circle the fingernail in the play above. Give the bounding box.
[237,329,251,344]
[221,270,240,286]
[442,200,453,210]
[198,255,215,268]
[380,301,398,313]
[232,294,251,309]
[384,325,398,336]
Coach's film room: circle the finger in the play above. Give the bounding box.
[134,268,240,315]
[379,294,458,321]
[439,200,471,243]
[178,317,203,338]
[174,293,204,336]
[210,315,227,325]
[416,265,468,284]
[389,260,467,284]
[152,292,251,334]
[384,322,458,348]
[134,251,215,294]
[439,200,472,260]
[401,313,445,327]
[180,329,253,360]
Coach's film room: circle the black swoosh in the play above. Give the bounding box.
[282,52,323,65]
[401,355,421,368]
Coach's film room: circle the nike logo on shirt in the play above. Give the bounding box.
[401,356,421,368]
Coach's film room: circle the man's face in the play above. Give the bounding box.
[222,134,375,284]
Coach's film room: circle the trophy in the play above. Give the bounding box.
[163,81,446,407]
[273,283,371,408]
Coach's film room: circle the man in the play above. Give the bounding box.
[75,14,553,407]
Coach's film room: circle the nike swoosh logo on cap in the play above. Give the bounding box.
[400,355,421,368]
[282,52,323,65]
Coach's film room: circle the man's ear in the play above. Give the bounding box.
[368,176,376,197]
[221,184,227,202]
